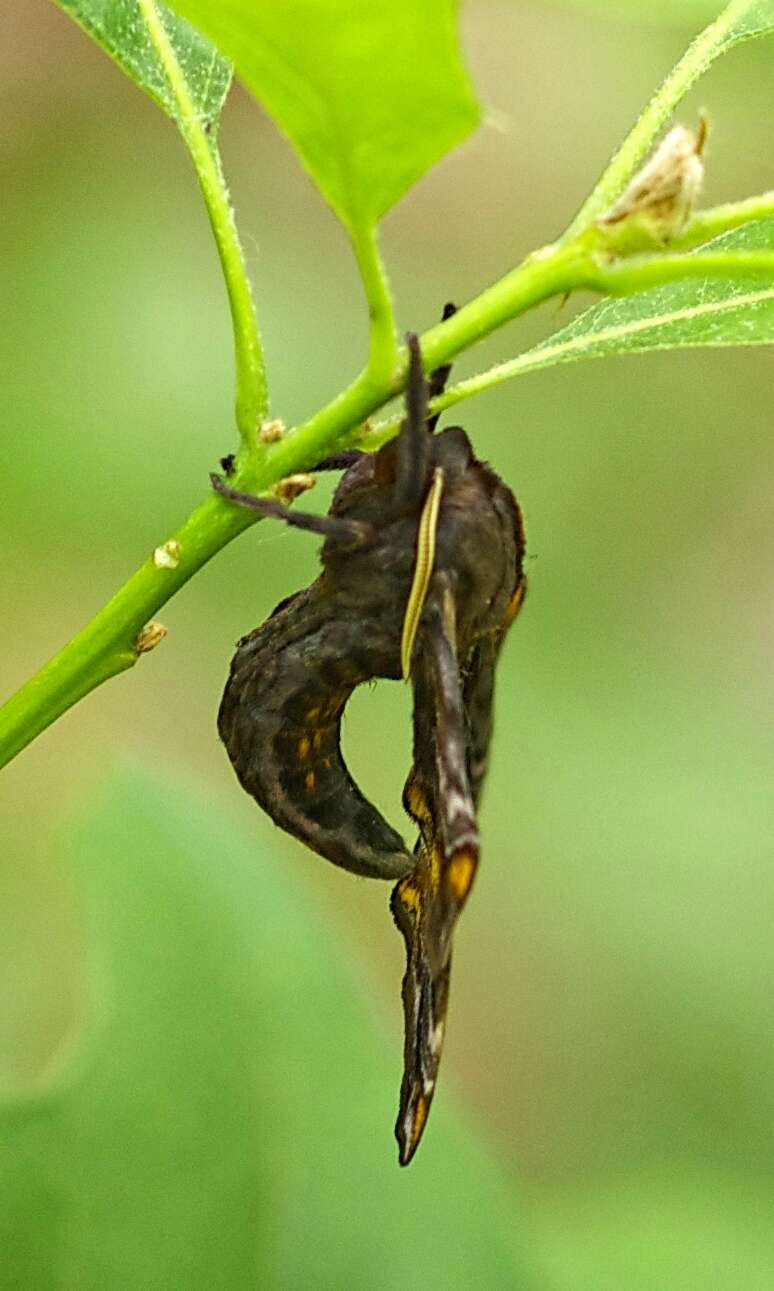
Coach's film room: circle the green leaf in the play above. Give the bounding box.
[166,0,480,232]
[53,0,232,129]
[564,0,774,239]
[484,220,774,384]
[0,767,530,1289]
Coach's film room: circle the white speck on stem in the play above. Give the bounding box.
[153,540,182,570]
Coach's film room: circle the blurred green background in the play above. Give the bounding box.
[2,2,774,1287]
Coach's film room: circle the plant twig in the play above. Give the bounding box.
[668,191,774,251]
[590,249,774,295]
[363,246,774,446]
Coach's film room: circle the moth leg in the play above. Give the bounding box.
[210,472,374,548]
[392,579,479,1165]
[311,450,365,471]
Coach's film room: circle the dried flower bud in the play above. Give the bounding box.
[135,621,167,654]
[274,473,316,504]
[259,418,286,444]
[599,117,707,241]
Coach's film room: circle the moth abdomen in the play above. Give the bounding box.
[218,600,412,881]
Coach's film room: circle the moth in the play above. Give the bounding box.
[212,315,526,1164]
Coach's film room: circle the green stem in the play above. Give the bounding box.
[138,0,267,440]
[372,283,774,441]
[561,0,755,242]
[351,224,398,383]
[0,496,255,769]
[591,249,774,295]
[363,249,774,446]
[668,191,774,251]
[3,239,774,770]
[259,244,587,478]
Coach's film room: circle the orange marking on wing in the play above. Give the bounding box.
[327,689,349,718]
[397,882,421,914]
[446,850,476,901]
[312,728,325,752]
[305,706,321,723]
[297,735,311,761]
[410,1094,428,1149]
[504,582,526,625]
[405,779,431,823]
[304,770,316,791]
[430,845,442,890]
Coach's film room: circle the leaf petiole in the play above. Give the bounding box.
[138,0,268,443]
[350,224,399,385]
[668,191,774,252]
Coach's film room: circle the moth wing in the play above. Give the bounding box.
[392,590,479,1164]
[392,566,527,1164]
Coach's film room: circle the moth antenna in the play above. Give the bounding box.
[427,302,457,431]
[394,333,431,511]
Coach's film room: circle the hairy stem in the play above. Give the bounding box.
[591,249,774,294]
[668,192,774,251]
[363,248,774,446]
[138,0,267,440]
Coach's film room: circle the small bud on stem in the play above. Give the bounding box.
[135,621,167,654]
[599,116,707,245]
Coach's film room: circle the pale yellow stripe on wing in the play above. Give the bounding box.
[400,468,445,680]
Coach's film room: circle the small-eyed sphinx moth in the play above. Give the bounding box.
[212,313,525,1164]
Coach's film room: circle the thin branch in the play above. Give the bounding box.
[362,253,774,447]
[368,280,774,445]
[668,191,774,251]
[589,249,774,295]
